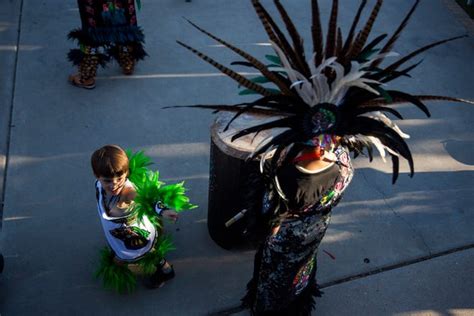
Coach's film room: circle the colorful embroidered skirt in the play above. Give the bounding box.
[243,211,330,315]
[68,0,146,65]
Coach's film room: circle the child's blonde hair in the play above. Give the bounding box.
[91,145,129,178]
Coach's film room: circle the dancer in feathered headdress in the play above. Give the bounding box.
[67,1,147,89]
[175,0,473,314]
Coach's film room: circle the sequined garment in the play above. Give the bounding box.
[244,146,353,315]
[68,0,146,67]
[77,0,139,32]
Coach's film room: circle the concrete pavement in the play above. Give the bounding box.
[0,0,473,315]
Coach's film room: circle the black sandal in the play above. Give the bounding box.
[145,260,175,289]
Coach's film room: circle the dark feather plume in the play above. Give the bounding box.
[325,0,339,58]
[380,35,467,76]
[184,18,293,96]
[177,40,274,97]
[372,0,420,68]
[361,95,474,107]
[341,0,367,57]
[336,27,343,56]
[164,104,291,117]
[311,0,324,65]
[352,106,404,119]
[251,0,301,72]
[175,0,473,185]
[231,116,298,141]
[379,60,423,83]
[348,0,383,59]
[274,0,311,77]
[391,154,400,184]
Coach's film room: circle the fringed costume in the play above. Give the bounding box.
[173,0,474,314]
[68,0,147,88]
[94,151,196,293]
[242,146,353,315]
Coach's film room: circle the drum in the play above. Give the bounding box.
[207,112,282,249]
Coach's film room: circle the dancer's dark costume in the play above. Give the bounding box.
[174,0,473,314]
[241,146,353,315]
[68,0,147,88]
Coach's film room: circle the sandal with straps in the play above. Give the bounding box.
[68,74,96,90]
[145,259,175,289]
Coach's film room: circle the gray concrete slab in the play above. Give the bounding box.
[0,0,473,315]
[315,247,474,316]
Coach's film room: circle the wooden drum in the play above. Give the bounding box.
[208,112,281,249]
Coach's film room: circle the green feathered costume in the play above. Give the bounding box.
[95,150,197,293]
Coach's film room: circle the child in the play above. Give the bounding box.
[91,144,178,290]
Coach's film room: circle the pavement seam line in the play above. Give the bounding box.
[0,0,24,228]
[210,245,474,314]
[319,243,474,289]
[359,169,433,256]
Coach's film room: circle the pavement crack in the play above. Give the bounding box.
[0,0,24,228]
[319,243,474,289]
[359,169,432,256]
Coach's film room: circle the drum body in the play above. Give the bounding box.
[207,112,281,249]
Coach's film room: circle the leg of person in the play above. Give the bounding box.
[241,244,264,309]
[252,213,330,315]
[67,0,103,89]
[117,45,136,75]
[145,258,175,289]
[68,46,98,89]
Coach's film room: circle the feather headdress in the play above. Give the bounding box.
[174,0,473,183]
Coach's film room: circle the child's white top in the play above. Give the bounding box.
[95,180,157,261]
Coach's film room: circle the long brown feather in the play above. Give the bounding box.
[347,0,383,59]
[311,0,324,65]
[250,0,280,47]
[164,104,293,116]
[185,19,293,96]
[341,0,367,57]
[371,0,420,68]
[177,40,275,97]
[325,0,339,58]
[382,35,466,75]
[359,95,474,106]
[336,27,343,57]
[251,0,300,71]
[273,0,311,77]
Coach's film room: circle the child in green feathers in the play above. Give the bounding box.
[92,144,185,291]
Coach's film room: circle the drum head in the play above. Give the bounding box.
[211,112,286,159]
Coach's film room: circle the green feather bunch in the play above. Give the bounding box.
[95,247,137,294]
[156,234,176,257]
[136,235,176,275]
[130,171,164,227]
[159,181,198,212]
[130,171,197,226]
[126,149,153,185]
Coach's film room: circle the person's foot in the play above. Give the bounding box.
[68,74,96,89]
[121,62,135,75]
[145,260,175,289]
